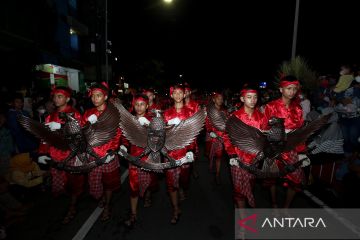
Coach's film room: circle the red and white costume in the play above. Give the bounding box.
[205,108,227,171]
[82,106,122,199]
[185,91,200,161]
[263,97,305,190]
[163,106,193,192]
[128,114,158,197]
[185,100,199,115]
[224,107,267,207]
[148,102,162,112]
[39,105,85,197]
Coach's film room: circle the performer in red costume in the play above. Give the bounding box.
[163,84,194,224]
[263,75,305,208]
[82,82,121,221]
[205,92,227,184]
[143,88,162,112]
[122,94,158,228]
[223,86,267,208]
[38,86,85,224]
[184,83,200,114]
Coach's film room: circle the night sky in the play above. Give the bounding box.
[111,0,360,89]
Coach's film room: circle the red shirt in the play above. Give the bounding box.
[163,106,192,160]
[205,107,228,142]
[224,107,267,164]
[82,105,122,157]
[130,114,152,160]
[263,98,305,152]
[263,98,303,130]
[185,100,199,115]
[148,103,162,112]
[38,105,81,161]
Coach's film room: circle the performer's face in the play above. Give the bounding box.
[53,93,69,108]
[134,100,148,116]
[212,95,223,107]
[171,89,185,103]
[280,84,298,100]
[145,92,155,103]
[184,89,191,98]
[91,90,107,107]
[13,98,24,110]
[241,92,258,109]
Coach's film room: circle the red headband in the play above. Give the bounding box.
[132,96,149,106]
[88,88,108,97]
[169,86,184,96]
[240,89,257,96]
[280,80,300,88]
[88,82,109,97]
[51,88,71,98]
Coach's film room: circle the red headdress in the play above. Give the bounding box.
[88,81,109,97]
[279,76,300,88]
[169,84,185,96]
[51,86,72,98]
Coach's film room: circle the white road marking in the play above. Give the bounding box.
[72,169,129,240]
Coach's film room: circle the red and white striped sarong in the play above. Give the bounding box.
[209,138,224,171]
[279,150,305,191]
[51,168,85,197]
[88,156,120,199]
[165,164,190,192]
[129,164,154,197]
[263,150,305,191]
[230,165,256,207]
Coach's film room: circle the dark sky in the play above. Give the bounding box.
[111,0,360,89]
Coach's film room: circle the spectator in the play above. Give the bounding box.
[5,153,45,188]
[0,111,14,176]
[6,94,38,154]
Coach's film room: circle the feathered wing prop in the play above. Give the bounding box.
[83,101,121,147]
[226,115,267,155]
[225,113,332,178]
[283,113,332,152]
[111,99,148,148]
[17,114,70,151]
[17,101,122,173]
[113,101,206,172]
[164,108,207,151]
[207,102,227,132]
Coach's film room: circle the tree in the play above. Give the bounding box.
[276,56,318,91]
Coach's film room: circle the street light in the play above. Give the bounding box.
[291,0,300,59]
[105,0,109,84]
[163,0,173,4]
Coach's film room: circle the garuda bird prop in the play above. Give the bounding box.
[207,102,331,178]
[112,101,206,172]
[17,101,121,173]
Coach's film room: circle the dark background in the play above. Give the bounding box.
[1,0,359,91]
[111,0,359,89]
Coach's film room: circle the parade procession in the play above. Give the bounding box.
[1,1,360,239]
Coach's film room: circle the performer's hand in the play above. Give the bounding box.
[104,154,115,163]
[185,151,194,161]
[229,158,239,167]
[168,117,181,125]
[138,116,150,126]
[38,155,51,164]
[118,145,127,156]
[298,154,311,168]
[45,122,61,131]
[209,131,218,138]
[87,114,98,124]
